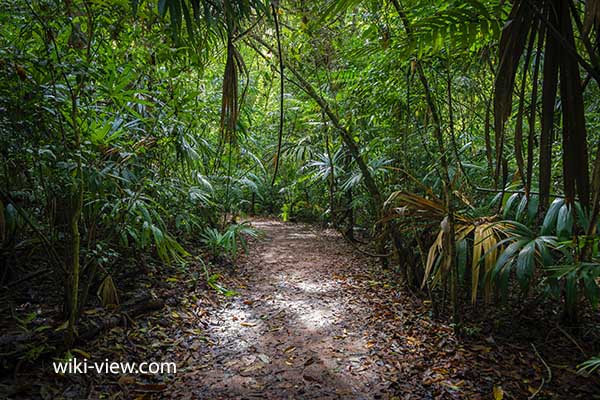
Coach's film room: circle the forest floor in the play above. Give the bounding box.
[160,219,598,399]
[3,219,600,399]
[172,219,397,398]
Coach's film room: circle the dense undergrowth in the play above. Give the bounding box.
[2,0,600,391]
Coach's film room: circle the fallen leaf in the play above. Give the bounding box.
[135,383,167,392]
[71,348,91,359]
[493,385,504,400]
[258,354,270,363]
[471,344,492,353]
[303,373,321,383]
[118,375,136,385]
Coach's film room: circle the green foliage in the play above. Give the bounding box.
[489,221,555,295]
[0,0,228,323]
[200,223,260,260]
[3,0,600,380]
[578,356,600,376]
[492,200,600,314]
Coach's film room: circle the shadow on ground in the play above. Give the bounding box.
[176,220,384,399]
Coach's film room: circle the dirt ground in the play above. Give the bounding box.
[174,220,390,398]
[161,220,598,399]
[4,219,599,399]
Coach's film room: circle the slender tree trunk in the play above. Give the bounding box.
[65,1,93,345]
[392,0,458,312]
[344,188,354,240]
[66,93,83,347]
[324,115,337,227]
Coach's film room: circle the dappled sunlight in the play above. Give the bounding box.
[293,278,336,294]
[269,293,337,329]
[297,305,335,329]
[210,306,257,352]
[288,232,318,239]
[179,221,388,398]
[273,270,338,294]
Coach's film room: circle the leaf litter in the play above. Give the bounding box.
[5,219,599,399]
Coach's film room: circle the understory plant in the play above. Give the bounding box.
[200,222,261,261]
[387,191,600,321]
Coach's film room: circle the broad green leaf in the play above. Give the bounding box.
[557,203,573,239]
[516,241,535,291]
[541,198,563,235]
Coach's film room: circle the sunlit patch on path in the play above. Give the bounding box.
[175,220,386,399]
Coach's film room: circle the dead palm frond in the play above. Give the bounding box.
[385,191,513,304]
[97,275,119,307]
[495,0,592,211]
[220,37,245,144]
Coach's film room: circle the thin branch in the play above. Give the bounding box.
[474,186,566,199]
[270,2,285,186]
[529,343,552,400]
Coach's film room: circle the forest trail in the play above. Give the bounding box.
[176,220,391,398]
[164,220,594,399]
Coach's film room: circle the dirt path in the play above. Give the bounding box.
[4,220,596,399]
[163,220,598,400]
[176,220,388,398]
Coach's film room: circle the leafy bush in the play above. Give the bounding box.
[200,223,261,260]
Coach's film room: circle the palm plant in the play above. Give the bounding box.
[489,221,556,296]
[385,191,512,303]
[304,149,344,184]
[200,222,260,260]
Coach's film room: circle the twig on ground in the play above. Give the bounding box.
[529,343,552,400]
[556,324,587,357]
